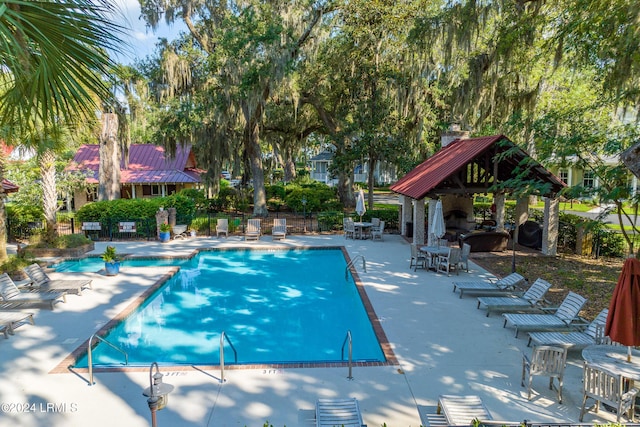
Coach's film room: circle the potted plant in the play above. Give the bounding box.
[159,223,171,242]
[102,245,120,276]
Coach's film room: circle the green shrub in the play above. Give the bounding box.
[29,233,91,249]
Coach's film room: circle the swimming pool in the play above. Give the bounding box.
[74,248,387,367]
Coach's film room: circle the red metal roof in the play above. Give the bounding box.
[390,134,565,199]
[2,178,19,193]
[68,144,201,185]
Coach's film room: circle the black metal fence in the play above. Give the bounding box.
[7,210,396,242]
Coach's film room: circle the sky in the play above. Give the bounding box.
[112,0,185,65]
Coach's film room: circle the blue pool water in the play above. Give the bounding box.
[74,249,385,367]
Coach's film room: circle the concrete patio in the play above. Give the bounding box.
[0,234,626,426]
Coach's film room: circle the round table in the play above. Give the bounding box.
[582,345,640,381]
[419,246,450,270]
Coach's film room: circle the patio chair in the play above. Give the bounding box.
[527,308,608,349]
[371,220,385,241]
[521,345,567,403]
[316,398,366,427]
[245,219,261,241]
[0,273,65,310]
[23,263,92,295]
[0,310,35,338]
[579,361,639,422]
[344,218,355,239]
[502,291,588,338]
[452,272,525,299]
[272,218,286,240]
[410,244,427,271]
[216,218,229,238]
[458,243,471,272]
[436,247,462,276]
[476,277,552,317]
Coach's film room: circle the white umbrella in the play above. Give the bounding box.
[430,200,446,246]
[356,189,366,222]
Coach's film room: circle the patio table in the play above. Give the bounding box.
[582,345,640,382]
[420,246,450,270]
[437,395,493,426]
[354,222,373,240]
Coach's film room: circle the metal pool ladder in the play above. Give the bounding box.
[345,255,366,279]
[342,330,353,380]
[219,331,237,383]
[87,333,128,386]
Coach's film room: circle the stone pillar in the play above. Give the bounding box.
[400,195,412,237]
[513,197,529,245]
[413,198,426,245]
[168,207,177,228]
[494,193,506,231]
[542,197,560,256]
[427,198,438,246]
[155,208,169,238]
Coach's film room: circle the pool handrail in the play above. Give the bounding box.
[220,331,237,384]
[341,330,353,380]
[345,255,366,280]
[87,333,128,386]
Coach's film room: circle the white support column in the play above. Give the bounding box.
[427,199,438,246]
[413,198,426,245]
[542,197,560,256]
[401,195,412,237]
[494,193,506,231]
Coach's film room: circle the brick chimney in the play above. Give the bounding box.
[440,124,470,148]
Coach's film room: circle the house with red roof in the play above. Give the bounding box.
[67,144,202,209]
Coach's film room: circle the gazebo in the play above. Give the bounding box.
[390,133,566,255]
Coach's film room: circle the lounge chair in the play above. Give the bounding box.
[436,395,493,426]
[23,263,92,295]
[245,218,261,241]
[527,308,608,349]
[476,278,552,317]
[452,272,525,298]
[216,218,229,238]
[272,218,286,240]
[502,291,588,338]
[316,398,366,427]
[0,311,35,338]
[0,273,66,310]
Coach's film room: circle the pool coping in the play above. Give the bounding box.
[51,246,398,375]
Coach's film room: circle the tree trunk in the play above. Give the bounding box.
[245,121,268,216]
[40,149,58,243]
[98,113,121,201]
[337,169,355,208]
[622,142,640,179]
[283,146,297,182]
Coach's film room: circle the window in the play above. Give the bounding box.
[86,186,97,202]
[559,170,569,185]
[583,171,595,188]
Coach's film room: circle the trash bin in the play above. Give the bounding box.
[405,221,413,238]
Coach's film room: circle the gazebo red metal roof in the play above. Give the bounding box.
[390,134,565,200]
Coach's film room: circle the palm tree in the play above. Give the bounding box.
[0,0,125,260]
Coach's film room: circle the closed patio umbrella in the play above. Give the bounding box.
[356,189,366,222]
[605,256,640,362]
[430,200,446,246]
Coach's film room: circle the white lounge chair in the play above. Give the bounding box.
[245,218,261,241]
[452,272,525,298]
[502,291,588,338]
[476,278,552,317]
[216,218,229,238]
[0,311,35,338]
[272,218,286,240]
[23,263,92,295]
[316,398,366,427]
[436,395,493,426]
[527,308,608,349]
[0,273,66,310]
